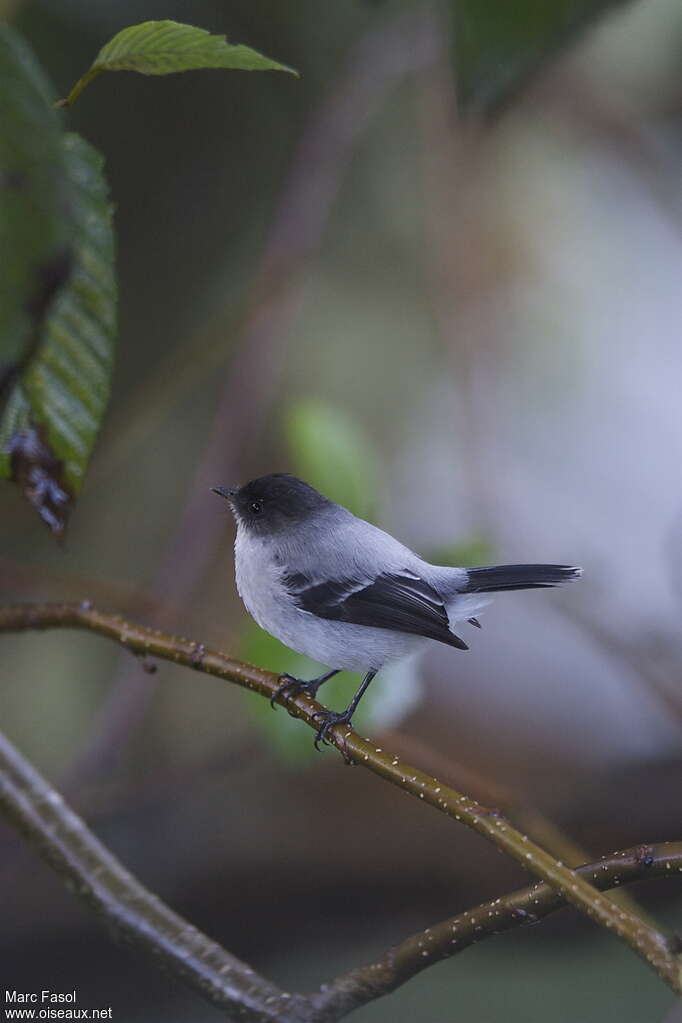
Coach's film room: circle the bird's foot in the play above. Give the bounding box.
[271,673,322,713]
[311,708,353,751]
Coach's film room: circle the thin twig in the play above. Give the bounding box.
[312,841,682,1019]
[379,726,658,927]
[1,601,680,996]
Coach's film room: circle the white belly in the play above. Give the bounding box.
[234,529,426,672]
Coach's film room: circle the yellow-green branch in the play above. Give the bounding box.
[1,601,681,998]
[315,842,682,1017]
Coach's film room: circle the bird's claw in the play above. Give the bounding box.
[271,673,320,714]
[311,709,351,751]
[271,673,301,711]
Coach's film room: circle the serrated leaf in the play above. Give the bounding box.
[285,399,380,521]
[0,24,71,387]
[0,132,116,535]
[60,19,297,107]
[450,0,632,114]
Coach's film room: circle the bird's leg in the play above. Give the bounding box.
[312,670,377,750]
[270,668,340,711]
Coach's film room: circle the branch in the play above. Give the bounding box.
[314,842,682,1019]
[3,693,682,1023]
[0,723,309,1023]
[2,702,682,1023]
[1,601,681,1001]
[379,726,658,928]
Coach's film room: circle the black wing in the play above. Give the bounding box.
[284,570,468,650]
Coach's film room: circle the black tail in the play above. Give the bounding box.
[462,564,582,594]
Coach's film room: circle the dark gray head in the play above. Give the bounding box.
[212,474,330,535]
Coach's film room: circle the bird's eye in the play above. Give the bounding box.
[250,500,263,515]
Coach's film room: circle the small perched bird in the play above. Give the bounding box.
[213,474,581,749]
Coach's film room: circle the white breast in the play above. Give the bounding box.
[234,528,284,634]
[233,525,425,672]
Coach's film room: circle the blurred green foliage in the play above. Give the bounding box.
[425,536,494,569]
[286,397,381,520]
[241,620,423,763]
[451,0,632,112]
[240,620,325,762]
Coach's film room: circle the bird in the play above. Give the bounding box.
[213,473,582,749]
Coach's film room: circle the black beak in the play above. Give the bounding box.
[211,486,238,500]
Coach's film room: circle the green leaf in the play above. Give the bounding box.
[59,19,298,107]
[0,26,116,535]
[0,132,116,536]
[285,399,380,521]
[0,24,71,387]
[450,0,632,114]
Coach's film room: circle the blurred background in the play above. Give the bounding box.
[2,0,682,1019]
